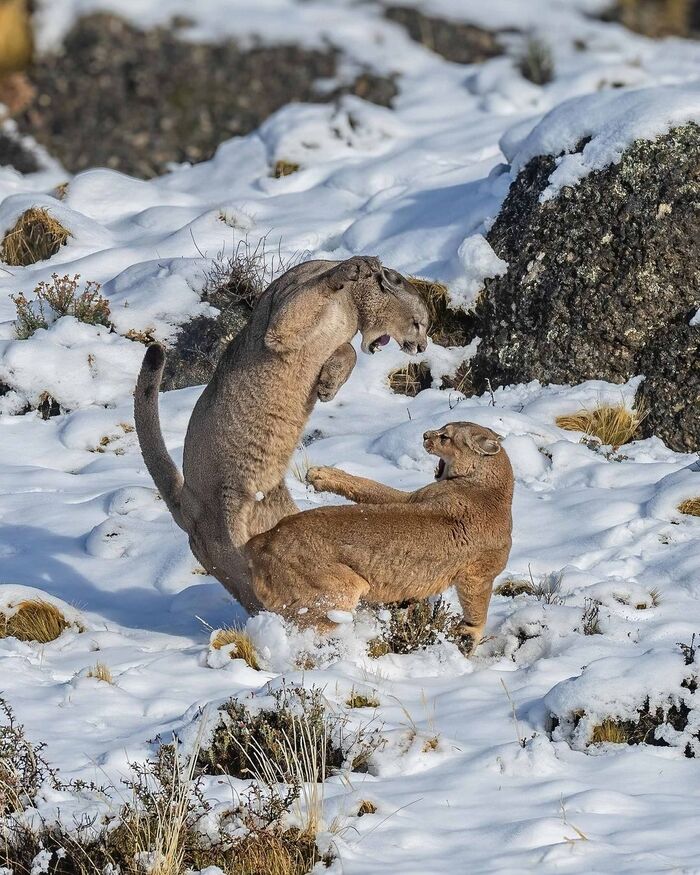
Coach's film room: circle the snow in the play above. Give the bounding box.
[2,1,700,873]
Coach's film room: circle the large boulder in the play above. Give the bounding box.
[470,121,700,452]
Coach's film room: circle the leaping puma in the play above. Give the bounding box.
[134,256,429,612]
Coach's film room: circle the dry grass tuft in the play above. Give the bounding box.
[87,662,114,684]
[678,497,700,517]
[388,361,432,397]
[1,208,71,266]
[12,273,111,339]
[346,689,380,709]
[356,799,377,817]
[211,627,260,670]
[606,0,697,38]
[518,37,554,84]
[590,719,631,745]
[494,578,535,598]
[273,160,301,178]
[556,402,646,449]
[0,599,71,643]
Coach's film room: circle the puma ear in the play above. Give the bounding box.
[379,267,403,293]
[463,431,502,455]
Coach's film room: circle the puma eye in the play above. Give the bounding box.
[439,434,448,443]
[413,320,421,329]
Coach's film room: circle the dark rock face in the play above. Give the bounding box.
[385,6,503,64]
[19,14,397,178]
[470,123,700,452]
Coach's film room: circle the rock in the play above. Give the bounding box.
[385,6,503,64]
[470,123,700,451]
[18,13,398,178]
[0,123,39,173]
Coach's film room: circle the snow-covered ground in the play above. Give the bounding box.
[1,1,700,872]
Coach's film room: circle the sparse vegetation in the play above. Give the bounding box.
[388,361,433,396]
[581,598,602,635]
[678,634,697,667]
[678,497,700,517]
[408,277,466,347]
[494,578,535,598]
[367,597,473,657]
[273,160,301,178]
[356,799,377,816]
[556,402,646,449]
[1,208,71,266]
[12,273,111,339]
[346,689,380,709]
[590,718,630,745]
[0,698,57,816]
[531,569,565,605]
[0,598,72,643]
[518,37,554,85]
[210,627,260,670]
[601,0,699,38]
[87,662,114,683]
[199,686,381,783]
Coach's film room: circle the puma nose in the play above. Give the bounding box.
[423,431,434,441]
[417,341,427,353]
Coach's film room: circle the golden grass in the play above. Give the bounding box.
[346,689,380,709]
[678,497,700,517]
[0,0,33,76]
[0,599,71,643]
[273,160,300,178]
[590,719,629,745]
[87,662,113,684]
[408,276,465,347]
[494,578,535,598]
[356,800,377,817]
[1,208,71,266]
[211,627,260,670]
[615,0,693,37]
[388,361,432,396]
[556,402,646,449]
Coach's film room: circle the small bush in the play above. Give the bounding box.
[0,698,57,816]
[556,403,646,449]
[12,273,111,339]
[518,37,554,85]
[0,599,72,643]
[87,662,113,683]
[367,597,473,657]
[580,599,602,636]
[388,361,432,396]
[494,578,535,598]
[1,208,71,266]
[273,160,300,178]
[210,627,260,670]
[199,686,380,783]
[346,689,380,709]
[678,497,700,517]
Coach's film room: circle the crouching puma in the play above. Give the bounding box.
[134,256,429,612]
[245,422,514,651]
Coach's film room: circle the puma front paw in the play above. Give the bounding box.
[306,466,339,493]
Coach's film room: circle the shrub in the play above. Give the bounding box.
[556,402,646,449]
[518,37,554,85]
[273,160,300,178]
[12,273,111,339]
[346,689,380,709]
[1,208,71,266]
[367,597,473,657]
[0,698,57,816]
[678,497,700,517]
[0,598,72,643]
[210,627,260,670]
[388,361,432,396]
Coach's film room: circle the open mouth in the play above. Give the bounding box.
[369,334,390,353]
[435,458,446,480]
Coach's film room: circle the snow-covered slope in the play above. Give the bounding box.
[1,2,700,873]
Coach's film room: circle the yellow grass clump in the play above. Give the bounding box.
[0,599,71,643]
[87,662,114,684]
[408,276,466,347]
[590,719,629,745]
[494,578,535,598]
[346,689,380,709]
[0,0,33,77]
[556,402,646,449]
[388,361,432,396]
[273,160,300,178]
[211,627,260,670]
[1,208,71,266]
[678,497,700,517]
[356,799,377,817]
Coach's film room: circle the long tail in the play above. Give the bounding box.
[134,344,186,531]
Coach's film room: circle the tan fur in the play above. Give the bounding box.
[134,256,429,612]
[245,422,514,650]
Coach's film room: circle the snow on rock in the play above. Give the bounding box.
[449,233,508,310]
[504,83,700,200]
